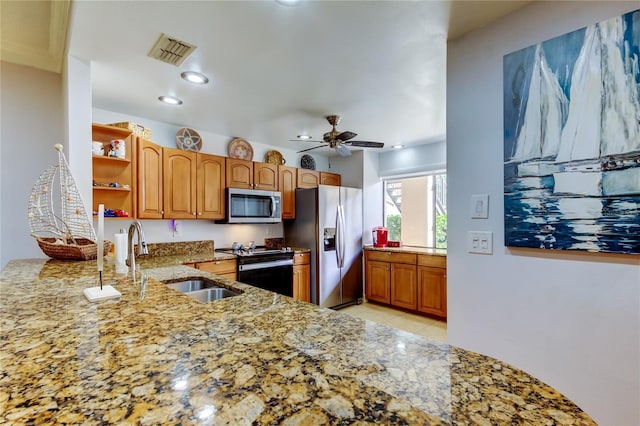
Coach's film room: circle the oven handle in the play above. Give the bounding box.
[238,259,294,271]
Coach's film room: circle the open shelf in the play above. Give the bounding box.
[93,186,131,192]
[92,155,131,164]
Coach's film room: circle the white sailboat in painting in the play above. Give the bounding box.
[511,45,568,179]
[552,15,640,196]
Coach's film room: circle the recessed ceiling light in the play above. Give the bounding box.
[297,135,312,140]
[392,145,404,149]
[159,95,183,105]
[181,71,209,84]
[275,0,301,6]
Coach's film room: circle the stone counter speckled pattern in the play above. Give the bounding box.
[0,258,594,425]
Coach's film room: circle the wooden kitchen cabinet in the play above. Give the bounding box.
[226,159,277,190]
[92,123,135,217]
[162,148,225,220]
[417,254,447,318]
[196,259,237,281]
[197,154,225,219]
[163,148,197,219]
[137,138,163,219]
[365,260,391,303]
[390,262,417,310]
[297,169,319,188]
[278,165,297,219]
[292,252,310,302]
[226,158,253,189]
[320,172,341,186]
[254,162,278,190]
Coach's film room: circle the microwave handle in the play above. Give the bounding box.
[270,196,276,217]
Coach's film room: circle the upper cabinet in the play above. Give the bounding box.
[226,158,278,190]
[226,158,253,189]
[278,165,297,219]
[297,169,319,188]
[196,154,225,219]
[163,148,197,219]
[320,172,341,186]
[254,162,278,190]
[91,123,135,218]
[137,138,163,219]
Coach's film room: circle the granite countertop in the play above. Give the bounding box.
[0,257,594,424]
[364,245,447,256]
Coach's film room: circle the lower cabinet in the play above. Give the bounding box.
[292,252,310,302]
[365,249,446,319]
[417,255,447,318]
[195,259,237,281]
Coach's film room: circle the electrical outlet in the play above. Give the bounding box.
[467,231,493,254]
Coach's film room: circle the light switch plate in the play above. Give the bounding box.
[470,194,489,219]
[467,231,493,254]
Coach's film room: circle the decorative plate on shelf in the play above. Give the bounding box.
[176,128,203,152]
[265,150,286,165]
[300,154,316,170]
[228,138,253,160]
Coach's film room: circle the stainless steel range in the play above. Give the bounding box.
[217,246,294,296]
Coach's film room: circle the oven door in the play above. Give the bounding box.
[238,260,293,296]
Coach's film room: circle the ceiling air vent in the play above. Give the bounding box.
[148,33,196,66]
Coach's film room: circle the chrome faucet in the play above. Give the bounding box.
[127,220,148,279]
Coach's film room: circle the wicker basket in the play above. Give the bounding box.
[35,237,112,261]
[106,122,152,139]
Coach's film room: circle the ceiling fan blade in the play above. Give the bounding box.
[346,141,385,148]
[336,145,352,157]
[296,144,328,154]
[288,139,326,143]
[336,131,357,141]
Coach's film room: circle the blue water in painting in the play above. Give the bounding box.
[505,176,640,253]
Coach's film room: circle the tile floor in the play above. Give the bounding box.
[340,301,448,342]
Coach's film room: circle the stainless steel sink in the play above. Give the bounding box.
[186,287,240,302]
[164,278,241,302]
[167,279,219,293]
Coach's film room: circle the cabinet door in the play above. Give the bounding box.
[390,263,417,310]
[417,266,447,318]
[365,260,390,303]
[197,260,237,281]
[226,158,253,188]
[137,138,164,219]
[278,165,297,219]
[197,154,225,219]
[163,148,197,219]
[320,172,341,186]
[254,162,278,190]
[293,264,311,302]
[297,169,319,188]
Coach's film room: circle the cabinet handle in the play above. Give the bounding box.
[198,212,202,216]
[192,212,196,216]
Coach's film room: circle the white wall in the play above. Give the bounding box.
[0,62,64,268]
[447,3,640,425]
[378,140,446,177]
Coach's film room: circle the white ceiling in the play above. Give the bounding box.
[3,0,530,156]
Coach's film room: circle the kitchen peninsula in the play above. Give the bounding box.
[1,257,594,424]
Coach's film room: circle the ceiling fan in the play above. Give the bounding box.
[293,115,384,157]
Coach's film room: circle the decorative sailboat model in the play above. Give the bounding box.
[28,144,111,260]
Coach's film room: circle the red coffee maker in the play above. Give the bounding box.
[372,226,389,248]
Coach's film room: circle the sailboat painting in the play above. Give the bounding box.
[504,9,640,254]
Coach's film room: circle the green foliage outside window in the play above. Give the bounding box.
[436,214,447,249]
[386,214,401,241]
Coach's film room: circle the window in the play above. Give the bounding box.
[384,173,447,248]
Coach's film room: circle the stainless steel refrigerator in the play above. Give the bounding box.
[284,185,363,309]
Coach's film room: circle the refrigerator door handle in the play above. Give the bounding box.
[336,204,345,268]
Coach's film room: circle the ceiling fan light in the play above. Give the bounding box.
[159,95,183,105]
[181,71,209,84]
[297,134,312,140]
[336,145,351,157]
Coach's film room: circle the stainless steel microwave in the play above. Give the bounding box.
[222,188,282,223]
